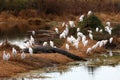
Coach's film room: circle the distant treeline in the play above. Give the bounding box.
[0,0,120,15]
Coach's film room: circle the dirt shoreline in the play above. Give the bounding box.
[0,39,107,77]
[0,51,79,77]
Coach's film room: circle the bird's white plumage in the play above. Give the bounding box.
[55,27,59,34]
[89,33,93,40]
[50,40,54,47]
[21,52,26,59]
[66,43,69,50]
[109,50,113,57]
[79,15,84,22]
[43,42,48,46]
[87,11,92,16]
[29,47,33,56]
[109,37,113,43]
[96,27,99,32]
[32,30,35,35]
[86,48,92,54]
[12,47,17,57]
[3,51,10,61]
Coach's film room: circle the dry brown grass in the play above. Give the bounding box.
[0,51,74,77]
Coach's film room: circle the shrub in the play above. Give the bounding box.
[78,14,104,31]
[93,32,111,41]
[69,27,77,38]
[112,24,120,37]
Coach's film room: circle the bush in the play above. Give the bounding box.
[93,32,111,41]
[78,14,104,31]
[112,24,120,37]
[69,27,77,38]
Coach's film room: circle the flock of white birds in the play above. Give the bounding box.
[54,11,113,56]
[2,11,114,61]
[3,32,35,61]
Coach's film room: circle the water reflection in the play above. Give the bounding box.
[4,63,119,80]
[86,66,98,75]
[9,38,28,49]
[0,37,28,49]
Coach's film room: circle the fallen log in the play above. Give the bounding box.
[23,46,87,61]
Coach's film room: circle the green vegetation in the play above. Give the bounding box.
[78,14,104,31]
[113,24,120,37]
[69,27,77,38]
[93,32,111,41]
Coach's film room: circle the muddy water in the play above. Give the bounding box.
[5,62,120,80]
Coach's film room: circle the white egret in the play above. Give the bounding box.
[21,52,26,59]
[87,11,92,16]
[43,42,48,46]
[3,51,10,61]
[89,33,93,40]
[67,37,72,43]
[92,44,98,49]
[88,30,92,33]
[77,28,80,32]
[3,51,7,61]
[109,50,113,57]
[79,14,84,22]
[106,22,111,27]
[55,27,59,34]
[82,35,86,43]
[24,41,31,48]
[32,30,35,35]
[62,22,65,27]
[66,43,69,50]
[29,47,33,56]
[83,40,88,47]
[73,40,79,49]
[77,32,83,37]
[96,27,99,32]
[59,32,66,39]
[109,37,113,43]
[50,40,54,47]
[69,21,75,27]
[86,48,92,54]
[99,29,103,32]
[30,35,35,45]
[12,47,17,57]
[103,40,108,46]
